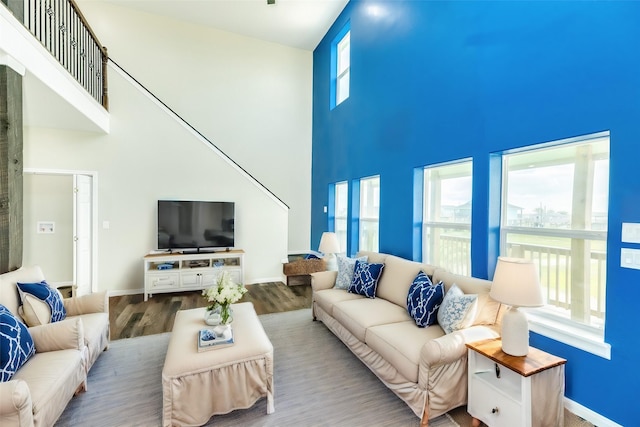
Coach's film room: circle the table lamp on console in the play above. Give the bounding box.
[490,257,544,356]
[318,232,341,271]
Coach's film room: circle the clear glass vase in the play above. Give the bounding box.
[204,304,234,326]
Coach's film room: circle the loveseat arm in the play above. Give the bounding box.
[63,291,108,316]
[421,325,499,368]
[29,317,85,353]
[0,379,34,427]
[310,270,338,291]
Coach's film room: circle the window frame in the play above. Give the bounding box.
[499,131,611,359]
[333,181,348,254]
[330,22,351,110]
[359,175,380,252]
[422,159,473,275]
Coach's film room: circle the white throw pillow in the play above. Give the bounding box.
[334,255,368,289]
[437,284,478,334]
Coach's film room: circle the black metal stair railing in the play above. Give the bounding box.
[23,0,108,109]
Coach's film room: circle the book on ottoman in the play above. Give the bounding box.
[198,326,234,352]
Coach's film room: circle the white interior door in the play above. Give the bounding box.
[73,174,93,296]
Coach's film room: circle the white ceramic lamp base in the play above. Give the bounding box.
[500,306,530,356]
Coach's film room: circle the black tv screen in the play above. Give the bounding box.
[157,200,235,251]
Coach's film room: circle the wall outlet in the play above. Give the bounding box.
[620,248,640,270]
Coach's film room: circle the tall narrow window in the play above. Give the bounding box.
[501,133,609,335]
[334,181,348,253]
[336,31,350,105]
[359,176,380,252]
[423,160,473,275]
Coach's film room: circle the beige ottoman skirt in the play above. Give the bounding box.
[162,303,274,426]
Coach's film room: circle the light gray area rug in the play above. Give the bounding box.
[56,309,459,427]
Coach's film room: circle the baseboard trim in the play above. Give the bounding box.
[565,397,622,427]
[107,288,143,297]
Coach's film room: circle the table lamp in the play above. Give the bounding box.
[490,257,544,356]
[318,232,341,271]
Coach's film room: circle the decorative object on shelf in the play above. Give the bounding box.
[490,257,544,356]
[318,231,341,271]
[202,270,246,326]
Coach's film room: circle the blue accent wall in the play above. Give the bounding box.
[312,1,640,425]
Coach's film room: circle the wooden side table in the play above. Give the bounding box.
[466,338,566,427]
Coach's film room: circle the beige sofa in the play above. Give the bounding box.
[0,266,110,427]
[311,251,504,426]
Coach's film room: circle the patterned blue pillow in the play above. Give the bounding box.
[335,255,368,290]
[0,304,36,381]
[437,284,478,334]
[348,260,384,298]
[406,272,444,327]
[17,280,67,324]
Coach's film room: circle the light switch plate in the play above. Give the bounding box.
[621,222,640,244]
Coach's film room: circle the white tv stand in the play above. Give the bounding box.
[143,250,244,301]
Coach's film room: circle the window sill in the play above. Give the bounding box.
[527,312,611,360]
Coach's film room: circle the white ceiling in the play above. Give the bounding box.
[99,0,349,51]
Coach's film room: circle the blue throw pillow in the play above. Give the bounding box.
[407,272,445,327]
[348,260,384,298]
[17,280,67,325]
[0,304,36,381]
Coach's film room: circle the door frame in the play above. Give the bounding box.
[23,168,98,293]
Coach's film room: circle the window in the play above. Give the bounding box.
[331,23,350,109]
[359,176,379,252]
[423,160,473,275]
[501,133,609,342]
[336,31,350,105]
[334,181,348,253]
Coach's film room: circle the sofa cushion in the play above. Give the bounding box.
[75,312,110,367]
[366,320,445,383]
[335,255,368,289]
[0,266,46,318]
[348,260,384,298]
[375,255,438,309]
[0,304,36,381]
[314,289,364,317]
[12,348,85,426]
[437,284,478,334]
[333,298,411,341]
[17,281,67,326]
[406,272,444,327]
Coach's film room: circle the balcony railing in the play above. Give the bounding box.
[438,235,606,320]
[23,0,108,109]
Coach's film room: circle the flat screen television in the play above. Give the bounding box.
[157,200,235,252]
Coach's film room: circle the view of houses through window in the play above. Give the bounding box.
[359,176,380,252]
[334,181,348,254]
[501,133,610,332]
[422,160,473,275]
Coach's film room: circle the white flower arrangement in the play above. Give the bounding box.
[202,270,247,313]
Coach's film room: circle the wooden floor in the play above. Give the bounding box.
[109,281,312,340]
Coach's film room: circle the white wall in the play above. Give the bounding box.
[23,58,290,293]
[77,1,312,253]
[23,174,74,281]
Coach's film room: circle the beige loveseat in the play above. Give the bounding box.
[311,252,504,426]
[0,266,110,427]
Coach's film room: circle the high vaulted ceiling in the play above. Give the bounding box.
[98,0,349,51]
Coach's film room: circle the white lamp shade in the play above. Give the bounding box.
[490,257,544,307]
[318,232,340,255]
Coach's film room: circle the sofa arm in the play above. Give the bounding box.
[29,317,85,353]
[310,270,338,291]
[0,380,34,427]
[421,325,499,368]
[64,291,108,316]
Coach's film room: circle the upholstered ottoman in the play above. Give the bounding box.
[162,303,274,427]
